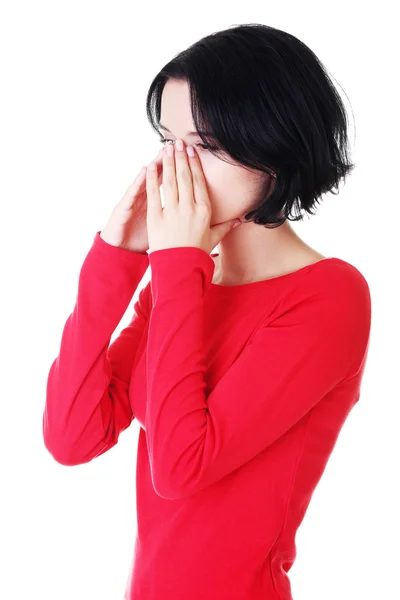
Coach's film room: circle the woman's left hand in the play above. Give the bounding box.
[145,139,241,254]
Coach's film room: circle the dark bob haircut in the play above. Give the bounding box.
[145,23,355,229]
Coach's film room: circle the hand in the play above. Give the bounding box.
[99,148,165,253]
[145,139,241,255]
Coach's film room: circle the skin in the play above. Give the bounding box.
[159,79,326,286]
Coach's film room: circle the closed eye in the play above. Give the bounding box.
[158,137,218,151]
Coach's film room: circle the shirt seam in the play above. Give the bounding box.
[268,409,313,597]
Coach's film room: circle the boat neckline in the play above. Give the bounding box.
[208,255,342,289]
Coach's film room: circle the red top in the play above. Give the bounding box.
[43,231,372,600]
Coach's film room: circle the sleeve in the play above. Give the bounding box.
[43,231,150,466]
[145,247,372,499]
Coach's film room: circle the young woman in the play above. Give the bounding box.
[43,23,372,600]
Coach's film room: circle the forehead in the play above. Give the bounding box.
[158,122,215,139]
[159,80,215,139]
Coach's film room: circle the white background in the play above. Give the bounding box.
[1,1,398,599]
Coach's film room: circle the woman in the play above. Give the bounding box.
[43,23,372,600]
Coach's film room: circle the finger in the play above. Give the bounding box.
[122,149,164,209]
[119,166,148,210]
[145,161,162,220]
[174,139,194,207]
[126,165,147,192]
[162,142,178,207]
[185,144,211,209]
[153,147,164,165]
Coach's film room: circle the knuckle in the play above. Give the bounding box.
[163,174,175,188]
[197,201,209,213]
[180,203,193,214]
[178,169,191,184]
[197,205,210,220]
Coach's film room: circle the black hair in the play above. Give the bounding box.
[145,23,355,229]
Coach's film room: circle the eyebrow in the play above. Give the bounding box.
[158,123,216,138]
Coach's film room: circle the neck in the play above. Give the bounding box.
[214,220,318,285]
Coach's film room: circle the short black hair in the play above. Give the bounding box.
[145,23,355,229]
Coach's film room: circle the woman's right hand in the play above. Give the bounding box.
[100,148,164,254]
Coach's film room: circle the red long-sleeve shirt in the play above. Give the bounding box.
[43,230,372,600]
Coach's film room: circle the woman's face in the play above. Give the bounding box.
[158,79,272,226]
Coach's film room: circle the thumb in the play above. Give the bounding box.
[210,219,241,244]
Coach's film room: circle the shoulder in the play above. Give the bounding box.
[314,257,370,310]
[305,257,371,302]
[296,258,372,358]
[271,257,372,378]
[278,256,372,333]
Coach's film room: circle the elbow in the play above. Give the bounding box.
[43,438,96,466]
[42,429,82,466]
[42,407,112,467]
[42,405,78,466]
[151,470,201,500]
[43,429,107,466]
[149,450,211,499]
[42,419,92,466]
[43,439,79,466]
[153,481,187,500]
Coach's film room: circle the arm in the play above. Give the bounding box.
[145,247,372,499]
[42,231,150,466]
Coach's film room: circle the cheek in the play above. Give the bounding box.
[199,159,233,194]
[209,161,249,196]
[201,163,250,217]
[195,149,262,208]
[206,161,268,222]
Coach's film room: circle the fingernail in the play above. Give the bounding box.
[176,139,184,151]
